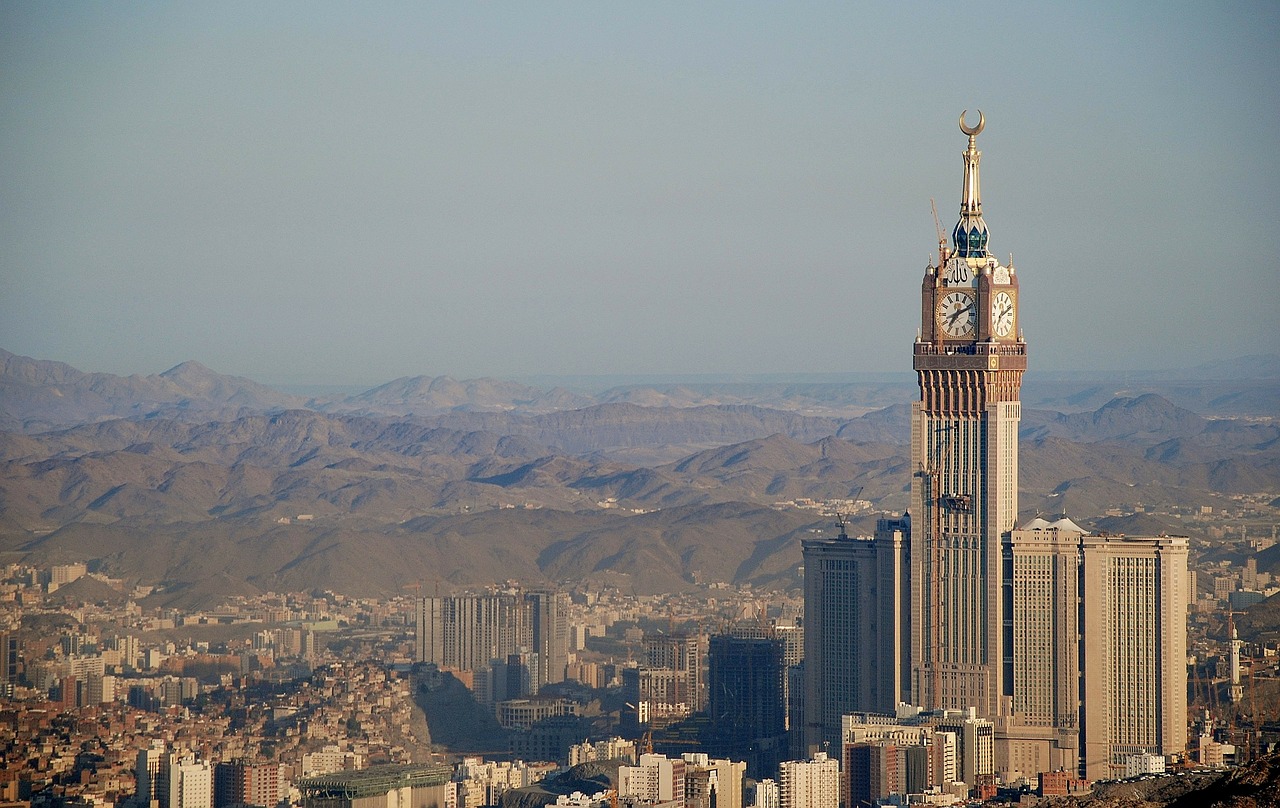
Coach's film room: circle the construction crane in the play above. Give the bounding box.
[931,198,949,265]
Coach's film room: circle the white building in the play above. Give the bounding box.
[753,779,779,808]
[167,754,213,808]
[1123,753,1166,778]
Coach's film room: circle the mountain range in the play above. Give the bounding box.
[1,349,1277,606]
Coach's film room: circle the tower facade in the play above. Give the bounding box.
[910,111,1026,716]
[1080,534,1188,780]
[802,518,908,754]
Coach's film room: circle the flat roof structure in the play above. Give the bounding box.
[297,764,451,800]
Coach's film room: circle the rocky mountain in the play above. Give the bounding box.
[332,375,594,416]
[5,350,1277,435]
[2,349,1278,605]
[0,350,304,432]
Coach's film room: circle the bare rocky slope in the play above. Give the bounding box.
[1,350,1277,606]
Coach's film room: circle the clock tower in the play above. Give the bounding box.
[911,111,1026,717]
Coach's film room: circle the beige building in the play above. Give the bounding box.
[681,754,745,808]
[909,113,1026,719]
[778,752,839,808]
[997,517,1088,779]
[618,753,686,805]
[1080,533,1188,780]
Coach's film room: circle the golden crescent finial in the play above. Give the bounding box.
[959,109,985,137]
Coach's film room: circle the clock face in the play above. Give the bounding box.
[937,291,976,338]
[992,290,1015,337]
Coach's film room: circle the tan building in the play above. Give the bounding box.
[618,753,687,805]
[909,112,1026,718]
[1080,533,1188,780]
[778,752,839,808]
[997,517,1088,779]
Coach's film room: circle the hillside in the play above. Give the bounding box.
[2,350,1278,604]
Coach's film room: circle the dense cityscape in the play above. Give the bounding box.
[1,528,1279,808]
[0,30,1274,804]
[2,118,1278,808]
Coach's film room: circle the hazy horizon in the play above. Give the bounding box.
[3,3,1277,386]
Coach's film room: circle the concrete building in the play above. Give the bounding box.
[997,516,1088,778]
[167,754,213,808]
[618,754,687,805]
[778,752,838,808]
[1080,533,1188,780]
[708,633,786,776]
[754,780,779,808]
[800,517,907,754]
[415,589,568,691]
[136,741,167,807]
[643,633,704,713]
[681,754,744,808]
[214,761,286,808]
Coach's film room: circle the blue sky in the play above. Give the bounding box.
[2,2,1277,385]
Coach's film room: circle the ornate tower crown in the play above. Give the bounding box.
[952,109,989,259]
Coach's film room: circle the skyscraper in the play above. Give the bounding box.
[1080,533,1188,780]
[708,632,787,775]
[642,632,704,714]
[910,110,1025,717]
[801,518,907,753]
[415,588,567,691]
[999,516,1087,776]
[801,113,1188,788]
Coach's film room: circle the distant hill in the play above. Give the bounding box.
[2,349,1278,603]
[5,350,1277,435]
[0,349,304,431]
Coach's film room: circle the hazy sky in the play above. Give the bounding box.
[2,2,1277,386]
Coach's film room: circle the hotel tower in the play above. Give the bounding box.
[910,110,1025,718]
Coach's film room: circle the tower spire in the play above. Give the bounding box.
[953,109,990,258]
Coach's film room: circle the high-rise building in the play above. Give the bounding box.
[801,518,907,753]
[525,590,569,686]
[754,779,780,808]
[627,632,704,725]
[415,588,567,691]
[167,754,214,808]
[999,517,1088,776]
[778,752,839,808]
[681,754,745,808]
[910,110,1025,718]
[998,518,1189,782]
[707,633,787,776]
[1080,533,1188,780]
[214,761,287,808]
[618,753,687,805]
[136,741,167,806]
[0,633,18,689]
